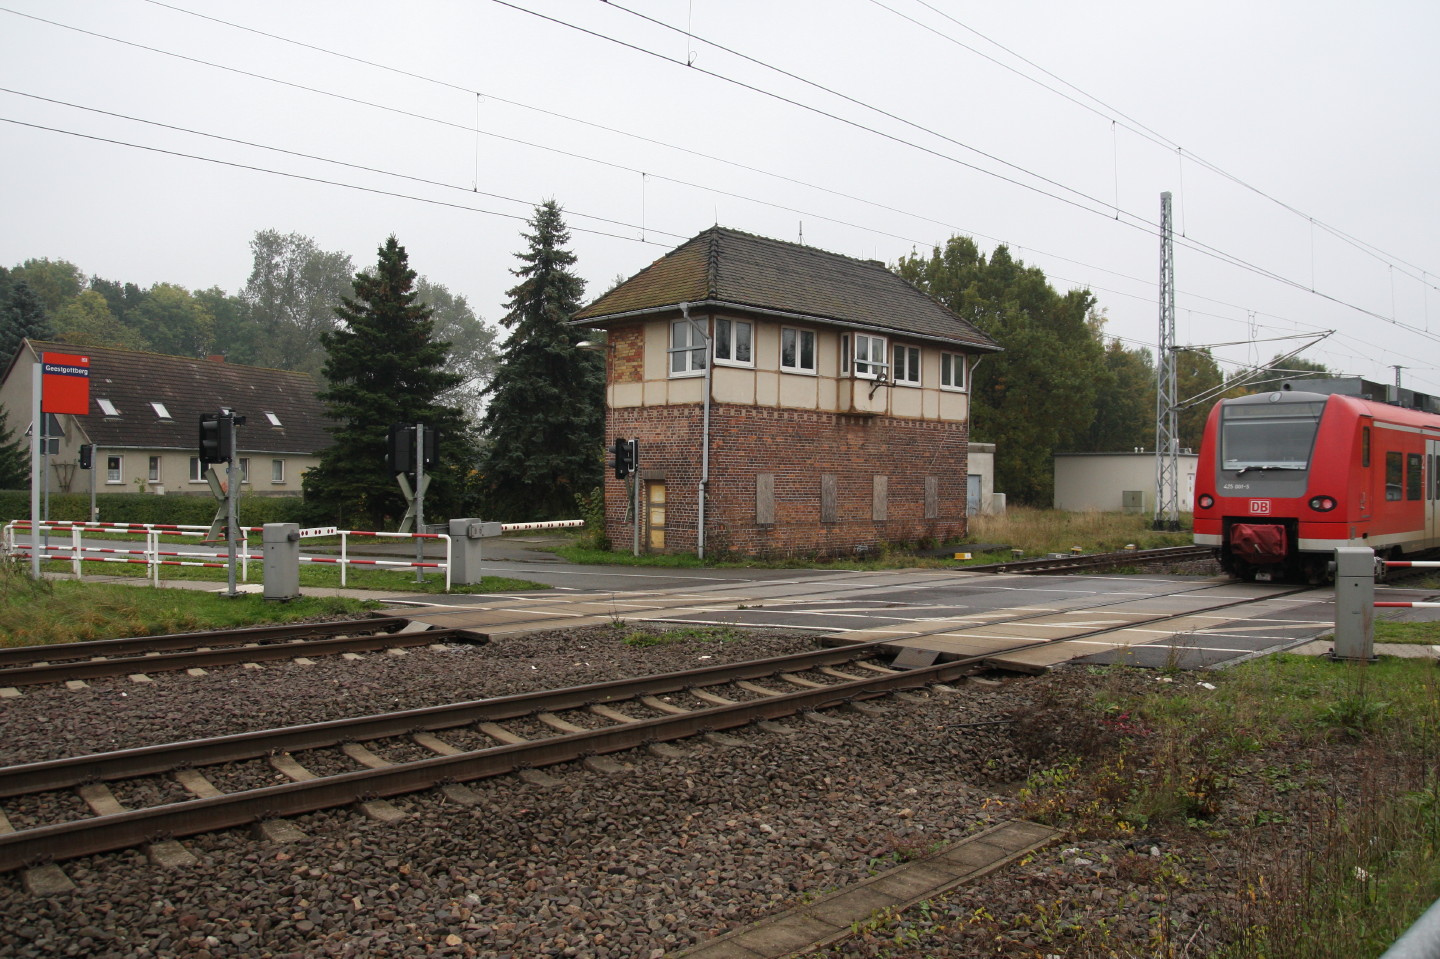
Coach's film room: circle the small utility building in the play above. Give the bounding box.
[573,227,1001,556]
[1053,450,1198,514]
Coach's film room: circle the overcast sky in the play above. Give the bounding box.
[3,0,1437,397]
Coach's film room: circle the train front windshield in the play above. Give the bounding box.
[1220,400,1326,471]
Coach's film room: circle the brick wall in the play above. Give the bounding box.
[607,403,969,556]
[609,326,644,384]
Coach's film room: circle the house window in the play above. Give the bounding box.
[892,345,920,385]
[106,455,122,484]
[150,402,172,419]
[97,398,120,416]
[713,318,753,367]
[852,334,887,379]
[840,333,887,378]
[239,458,251,484]
[780,327,816,374]
[190,457,205,482]
[940,352,967,391]
[272,459,285,483]
[265,412,282,426]
[670,319,707,376]
[148,456,161,483]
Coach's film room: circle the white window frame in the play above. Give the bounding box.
[105,455,122,485]
[97,398,120,416]
[265,412,282,426]
[238,457,251,484]
[845,333,888,380]
[150,402,171,419]
[271,458,285,484]
[940,352,968,392]
[190,457,205,482]
[148,456,161,483]
[892,345,921,386]
[669,318,707,377]
[712,318,754,368]
[780,327,816,374]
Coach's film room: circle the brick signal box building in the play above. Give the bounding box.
[572,228,1001,557]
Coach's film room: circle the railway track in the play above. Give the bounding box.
[0,616,482,689]
[0,580,1315,878]
[966,544,1215,575]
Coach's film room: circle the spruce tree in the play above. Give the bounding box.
[0,412,28,490]
[0,280,53,370]
[304,236,469,528]
[478,201,604,521]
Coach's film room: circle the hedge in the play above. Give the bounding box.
[0,491,305,528]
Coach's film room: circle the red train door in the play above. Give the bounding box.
[1430,440,1440,548]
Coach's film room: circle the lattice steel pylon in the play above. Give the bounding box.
[1153,192,1181,531]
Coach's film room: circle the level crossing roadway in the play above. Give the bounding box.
[397,567,1349,671]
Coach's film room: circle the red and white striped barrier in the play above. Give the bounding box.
[1375,601,1440,608]
[4,521,452,591]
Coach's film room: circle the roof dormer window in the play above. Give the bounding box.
[151,402,172,419]
[265,412,282,426]
[97,398,120,416]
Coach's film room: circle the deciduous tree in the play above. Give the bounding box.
[477,200,603,521]
[241,231,354,377]
[897,237,1103,505]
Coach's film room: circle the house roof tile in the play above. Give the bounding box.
[17,341,332,453]
[574,227,1000,352]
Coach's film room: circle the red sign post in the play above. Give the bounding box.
[41,352,90,414]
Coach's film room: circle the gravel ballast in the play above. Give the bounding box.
[0,625,1042,958]
[0,621,1416,957]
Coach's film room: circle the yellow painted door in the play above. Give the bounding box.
[646,481,666,550]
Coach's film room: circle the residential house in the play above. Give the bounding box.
[572,227,1002,556]
[0,340,331,498]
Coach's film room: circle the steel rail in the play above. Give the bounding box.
[0,580,1306,797]
[0,580,1320,871]
[970,545,1213,575]
[0,654,987,872]
[0,642,903,797]
[0,627,479,687]
[0,615,411,669]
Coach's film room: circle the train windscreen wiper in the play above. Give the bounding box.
[1232,464,1305,475]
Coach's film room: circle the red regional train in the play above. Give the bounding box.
[1193,387,1440,583]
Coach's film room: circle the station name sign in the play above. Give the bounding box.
[41,352,90,415]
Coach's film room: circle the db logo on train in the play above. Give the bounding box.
[1250,500,1271,514]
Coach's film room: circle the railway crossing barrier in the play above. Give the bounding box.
[3,516,585,596]
[1331,547,1440,662]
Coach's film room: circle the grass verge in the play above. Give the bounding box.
[0,565,381,647]
[1009,650,1440,958]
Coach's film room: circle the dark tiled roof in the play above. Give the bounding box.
[19,341,332,453]
[574,227,1000,352]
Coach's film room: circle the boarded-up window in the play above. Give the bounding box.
[821,474,838,524]
[756,473,775,525]
[925,476,938,520]
[873,475,888,521]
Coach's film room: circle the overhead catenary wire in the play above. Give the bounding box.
[0,3,1431,389]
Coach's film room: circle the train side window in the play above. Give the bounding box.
[1361,427,1370,467]
[1408,453,1424,500]
[1386,451,1403,501]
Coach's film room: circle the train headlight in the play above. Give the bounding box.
[1197,494,1214,510]
[1308,495,1337,512]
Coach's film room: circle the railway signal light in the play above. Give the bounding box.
[388,424,415,475]
[198,412,243,469]
[612,437,637,479]
[78,444,93,470]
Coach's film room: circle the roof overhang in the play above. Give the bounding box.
[572,298,1003,353]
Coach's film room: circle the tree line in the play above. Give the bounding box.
[0,203,603,525]
[1,209,1327,519]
